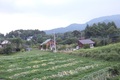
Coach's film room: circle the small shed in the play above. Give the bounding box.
[78,39,95,48]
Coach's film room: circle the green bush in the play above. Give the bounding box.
[2,44,13,54]
[83,44,90,49]
[57,45,66,50]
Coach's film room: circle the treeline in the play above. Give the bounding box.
[84,22,120,46]
[1,29,82,45]
[85,22,118,38]
[6,29,47,43]
[0,29,54,44]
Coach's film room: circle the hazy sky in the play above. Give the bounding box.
[0,0,120,34]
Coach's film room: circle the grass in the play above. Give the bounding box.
[71,43,120,61]
[69,43,120,80]
[0,49,118,80]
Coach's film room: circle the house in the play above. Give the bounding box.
[78,39,95,48]
[1,40,11,48]
[40,39,55,50]
[1,40,11,45]
[27,36,33,41]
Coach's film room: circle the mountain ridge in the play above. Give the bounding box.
[45,14,120,34]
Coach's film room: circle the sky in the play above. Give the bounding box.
[0,0,120,34]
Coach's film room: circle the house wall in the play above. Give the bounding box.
[78,42,84,48]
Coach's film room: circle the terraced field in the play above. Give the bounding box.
[0,49,115,80]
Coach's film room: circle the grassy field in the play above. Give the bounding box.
[0,49,118,80]
[70,43,120,80]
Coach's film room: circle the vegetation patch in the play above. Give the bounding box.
[71,43,120,61]
[0,49,114,80]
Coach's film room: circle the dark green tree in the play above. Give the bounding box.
[72,30,81,38]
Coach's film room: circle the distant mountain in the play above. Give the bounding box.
[45,24,86,34]
[87,14,120,26]
[45,14,120,34]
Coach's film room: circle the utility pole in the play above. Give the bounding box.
[54,33,57,52]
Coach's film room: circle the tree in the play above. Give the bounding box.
[72,30,81,38]
[84,22,120,46]
[84,22,118,38]
[64,38,77,45]
[85,24,91,38]
[10,38,22,51]
[0,33,4,38]
[6,30,46,41]
[0,44,13,54]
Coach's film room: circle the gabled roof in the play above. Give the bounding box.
[1,40,11,45]
[40,39,51,45]
[79,39,95,44]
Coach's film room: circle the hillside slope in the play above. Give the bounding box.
[71,43,120,61]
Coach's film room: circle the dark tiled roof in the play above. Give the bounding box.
[79,39,95,44]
